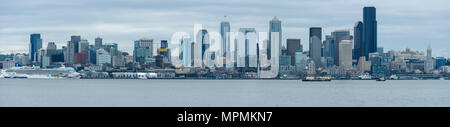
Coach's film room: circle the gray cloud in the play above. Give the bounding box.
[0,0,449,57]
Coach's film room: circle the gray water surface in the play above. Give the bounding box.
[1,79,449,107]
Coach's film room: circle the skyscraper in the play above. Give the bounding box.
[134,38,153,64]
[269,17,282,60]
[354,21,363,61]
[309,27,322,68]
[332,30,352,66]
[70,35,81,53]
[96,48,111,65]
[95,37,103,48]
[338,40,353,69]
[220,16,230,57]
[197,29,209,63]
[425,45,433,73]
[324,35,334,58]
[30,34,42,63]
[239,28,256,68]
[363,6,377,60]
[287,39,301,66]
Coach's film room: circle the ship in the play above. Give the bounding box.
[376,77,387,81]
[1,66,81,79]
[302,76,332,82]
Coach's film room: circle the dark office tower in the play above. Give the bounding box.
[30,34,42,63]
[220,16,230,57]
[160,40,168,49]
[287,39,301,66]
[309,27,322,68]
[191,42,195,66]
[363,6,377,60]
[268,17,282,60]
[71,35,81,53]
[95,37,103,48]
[354,21,363,61]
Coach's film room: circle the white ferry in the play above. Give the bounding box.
[1,66,81,79]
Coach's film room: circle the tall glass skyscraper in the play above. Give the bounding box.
[220,17,230,57]
[354,21,363,61]
[269,17,282,60]
[363,6,377,60]
[30,34,42,63]
[309,27,322,68]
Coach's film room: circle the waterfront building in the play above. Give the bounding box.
[307,60,316,75]
[1,58,15,69]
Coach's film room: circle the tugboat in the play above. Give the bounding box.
[302,76,332,82]
[376,77,386,81]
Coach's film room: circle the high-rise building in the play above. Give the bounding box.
[220,16,230,57]
[295,51,308,73]
[30,34,42,63]
[78,40,90,55]
[181,37,192,67]
[363,7,377,60]
[70,35,81,53]
[287,39,301,66]
[425,45,433,73]
[197,29,209,63]
[46,42,57,57]
[269,17,282,60]
[354,21,363,61]
[95,37,103,48]
[332,30,352,66]
[338,40,353,69]
[74,52,87,65]
[96,48,111,65]
[239,28,256,68]
[134,38,153,64]
[66,41,75,65]
[309,27,322,68]
[324,35,334,59]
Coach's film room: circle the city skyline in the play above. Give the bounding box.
[0,0,450,57]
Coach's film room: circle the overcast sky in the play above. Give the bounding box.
[0,0,449,57]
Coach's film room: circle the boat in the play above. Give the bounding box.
[3,66,81,79]
[389,75,399,80]
[302,76,332,82]
[358,74,372,80]
[376,77,386,81]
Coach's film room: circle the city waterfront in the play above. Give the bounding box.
[1,79,449,107]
